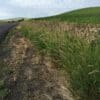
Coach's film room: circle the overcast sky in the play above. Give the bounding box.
[0,0,100,19]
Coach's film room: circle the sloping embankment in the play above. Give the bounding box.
[1,32,75,100]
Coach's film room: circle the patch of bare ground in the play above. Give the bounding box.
[3,33,75,100]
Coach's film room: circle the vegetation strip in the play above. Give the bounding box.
[20,20,100,100]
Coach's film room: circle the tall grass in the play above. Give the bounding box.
[20,22,100,100]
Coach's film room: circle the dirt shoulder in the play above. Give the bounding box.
[1,32,75,100]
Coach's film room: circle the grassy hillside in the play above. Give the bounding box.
[13,7,100,99]
[34,7,100,23]
[0,7,100,100]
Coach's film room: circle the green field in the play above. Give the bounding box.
[34,7,100,23]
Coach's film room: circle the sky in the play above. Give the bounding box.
[0,0,100,19]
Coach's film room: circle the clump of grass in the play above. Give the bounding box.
[0,61,10,99]
[21,23,100,100]
[0,80,8,99]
